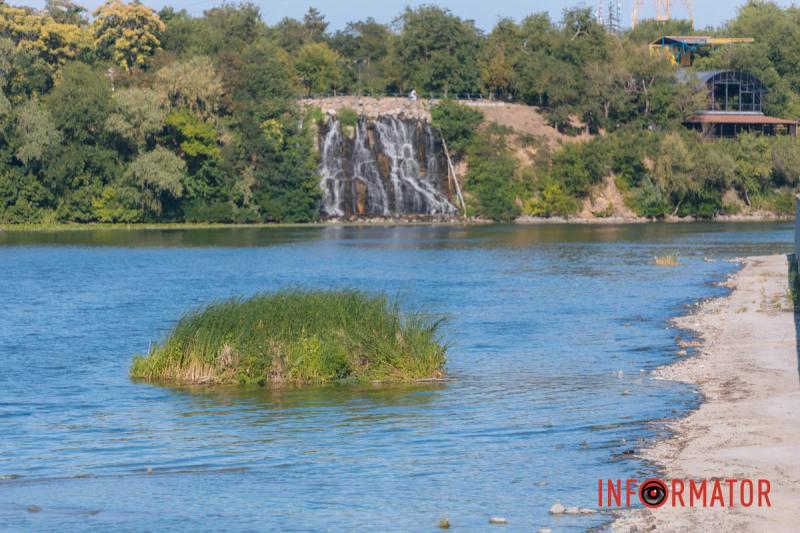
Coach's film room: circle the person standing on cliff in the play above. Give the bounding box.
[409,89,418,101]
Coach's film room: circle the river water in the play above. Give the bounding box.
[0,223,792,532]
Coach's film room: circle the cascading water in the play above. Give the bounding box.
[319,116,457,218]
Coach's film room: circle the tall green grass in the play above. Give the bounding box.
[130,290,447,386]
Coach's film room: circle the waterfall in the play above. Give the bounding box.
[319,116,457,218]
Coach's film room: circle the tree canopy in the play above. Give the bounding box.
[0,0,799,224]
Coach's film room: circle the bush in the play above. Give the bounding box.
[628,175,669,218]
[431,99,484,160]
[548,140,609,197]
[130,291,447,386]
[337,107,358,128]
[464,126,520,221]
[524,178,580,217]
[752,187,797,214]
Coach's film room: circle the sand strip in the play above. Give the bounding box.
[614,255,800,532]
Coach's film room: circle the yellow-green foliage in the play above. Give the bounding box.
[131,290,447,386]
[0,4,92,70]
[92,0,165,72]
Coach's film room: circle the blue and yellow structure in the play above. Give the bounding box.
[650,36,754,66]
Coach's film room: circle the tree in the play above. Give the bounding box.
[0,4,92,69]
[125,146,185,216]
[302,7,328,43]
[13,99,62,168]
[45,62,112,144]
[394,6,482,96]
[731,132,773,205]
[154,56,224,119]
[727,1,800,95]
[479,18,522,98]
[464,125,520,221]
[192,3,265,57]
[430,99,484,159]
[654,132,695,214]
[164,109,219,166]
[294,42,343,96]
[45,0,87,26]
[548,141,608,197]
[222,40,296,112]
[93,0,165,71]
[105,87,166,152]
[252,112,321,222]
[771,136,800,187]
[329,18,392,94]
[0,37,52,100]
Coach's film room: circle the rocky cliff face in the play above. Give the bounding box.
[318,116,456,218]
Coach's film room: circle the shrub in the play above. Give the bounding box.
[628,175,669,218]
[523,179,580,217]
[431,99,484,160]
[548,140,609,197]
[752,187,797,214]
[464,126,520,221]
[337,106,358,128]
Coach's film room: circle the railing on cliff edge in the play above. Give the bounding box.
[303,91,517,102]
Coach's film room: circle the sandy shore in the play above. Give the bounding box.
[514,213,793,224]
[614,255,800,532]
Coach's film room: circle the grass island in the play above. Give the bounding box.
[130,290,447,386]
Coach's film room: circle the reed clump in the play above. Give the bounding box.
[653,254,680,266]
[130,290,447,386]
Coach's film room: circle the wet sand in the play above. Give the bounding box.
[614,255,800,532]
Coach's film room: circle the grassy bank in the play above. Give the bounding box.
[131,291,447,386]
[1,215,793,233]
[0,222,321,232]
[0,219,475,232]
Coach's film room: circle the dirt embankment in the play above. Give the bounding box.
[614,255,800,532]
[301,96,577,145]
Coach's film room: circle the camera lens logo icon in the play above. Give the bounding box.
[639,478,668,508]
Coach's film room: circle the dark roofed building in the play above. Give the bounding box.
[681,70,797,138]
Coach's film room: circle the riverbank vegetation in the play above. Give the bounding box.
[0,1,799,224]
[469,124,799,220]
[130,291,447,386]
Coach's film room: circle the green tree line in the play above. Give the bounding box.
[0,0,799,223]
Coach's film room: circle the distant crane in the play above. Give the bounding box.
[631,0,694,29]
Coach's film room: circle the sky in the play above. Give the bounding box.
[13,0,798,32]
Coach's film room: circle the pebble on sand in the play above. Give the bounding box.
[549,502,565,514]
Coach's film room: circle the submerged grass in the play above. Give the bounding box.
[130,290,447,386]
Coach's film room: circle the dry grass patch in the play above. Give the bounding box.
[653,254,680,267]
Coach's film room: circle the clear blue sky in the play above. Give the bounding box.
[14,0,797,31]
